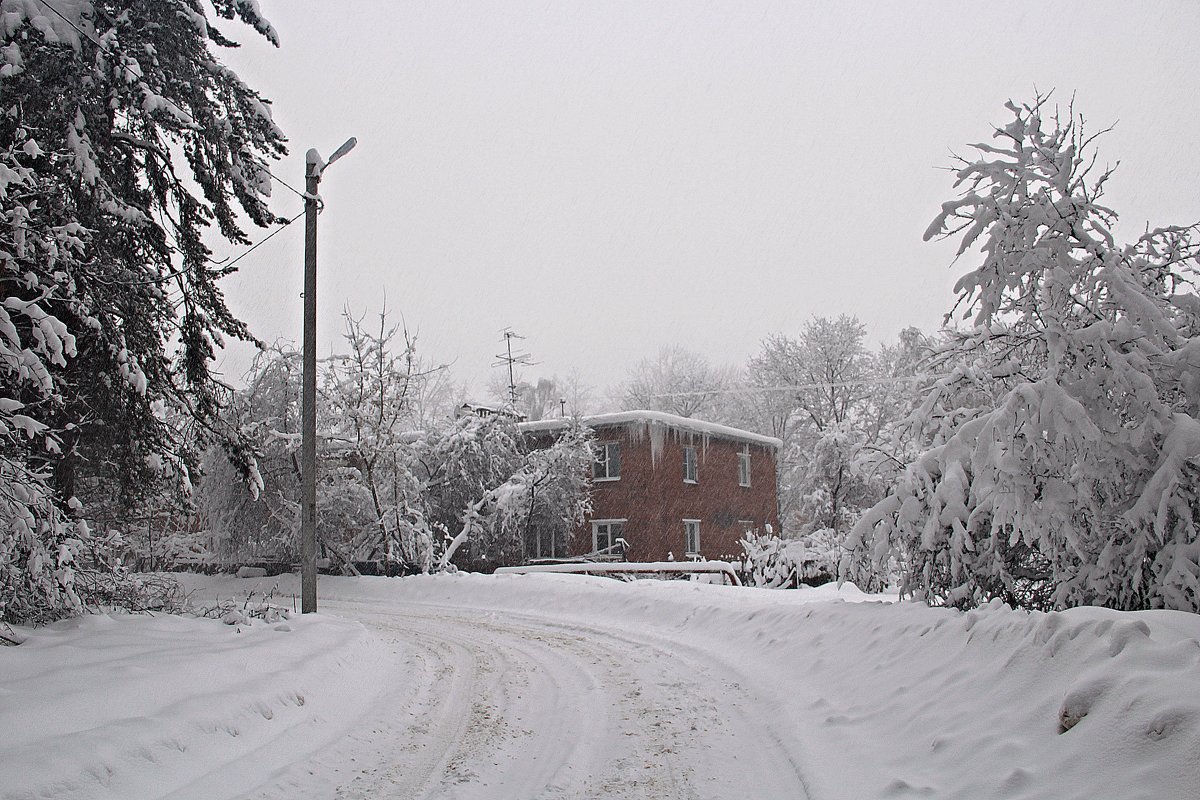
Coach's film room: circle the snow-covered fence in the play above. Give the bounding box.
[494,560,742,586]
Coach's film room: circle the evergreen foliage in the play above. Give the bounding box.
[1,1,285,622]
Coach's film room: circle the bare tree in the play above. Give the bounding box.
[621,345,732,418]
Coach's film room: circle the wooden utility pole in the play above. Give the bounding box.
[300,151,320,614]
[300,138,356,614]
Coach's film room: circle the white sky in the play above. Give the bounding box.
[213,0,1200,401]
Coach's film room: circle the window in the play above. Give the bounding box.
[529,526,558,560]
[738,520,757,537]
[593,442,621,481]
[738,447,751,487]
[593,520,626,553]
[683,445,697,483]
[684,519,700,556]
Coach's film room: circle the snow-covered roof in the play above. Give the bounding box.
[457,402,527,422]
[518,410,782,449]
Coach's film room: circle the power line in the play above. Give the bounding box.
[94,209,304,288]
[649,374,948,400]
[216,209,305,272]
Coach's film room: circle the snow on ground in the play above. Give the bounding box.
[1,606,390,800]
[4,572,1199,799]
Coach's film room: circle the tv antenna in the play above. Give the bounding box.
[493,328,538,407]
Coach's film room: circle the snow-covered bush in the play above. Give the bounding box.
[739,530,836,588]
[848,96,1200,612]
[0,454,83,624]
[73,570,186,615]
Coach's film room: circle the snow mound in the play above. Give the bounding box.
[1,610,389,800]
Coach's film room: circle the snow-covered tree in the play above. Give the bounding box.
[620,344,734,419]
[742,318,926,591]
[497,372,596,420]
[513,422,593,561]
[747,318,880,530]
[324,308,443,568]
[412,414,524,569]
[198,345,306,564]
[436,420,593,570]
[848,96,1200,612]
[1,1,285,622]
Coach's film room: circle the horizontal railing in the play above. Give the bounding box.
[494,560,741,586]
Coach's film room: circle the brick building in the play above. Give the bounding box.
[519,411,781,562]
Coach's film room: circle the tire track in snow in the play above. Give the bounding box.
[505,610,819,800]
[321,605,605,799]
[316,601,811,800]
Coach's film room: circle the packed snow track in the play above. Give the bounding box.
[307,599,812,800]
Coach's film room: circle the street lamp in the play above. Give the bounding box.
[301,137,356,614]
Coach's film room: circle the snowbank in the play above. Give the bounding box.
[1,609,390,800]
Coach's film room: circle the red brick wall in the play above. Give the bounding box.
[571,423,779,562]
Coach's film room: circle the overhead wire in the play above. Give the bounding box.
[215,209,306,273]
[649,374,951,400]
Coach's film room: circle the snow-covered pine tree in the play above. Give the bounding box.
[846,95,1200,612]
[1,1,285,622]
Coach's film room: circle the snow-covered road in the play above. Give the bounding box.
[6,573,1200,800]
[314,600,812,799]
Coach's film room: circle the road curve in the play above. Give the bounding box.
[307,600,814,800]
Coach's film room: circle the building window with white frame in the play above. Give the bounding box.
[738,447,751,487]
[683,445,697,483]
[684,519,700,556]
[593,519,625,554]
[593,441,621,481]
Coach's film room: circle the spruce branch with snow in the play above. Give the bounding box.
[846,95,1200,612]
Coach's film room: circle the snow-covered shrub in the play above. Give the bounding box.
[848,96,1200,612]
[73,570,186,615]
[0,454,84,624]
[196,588,291,626]
[739,530,836,588]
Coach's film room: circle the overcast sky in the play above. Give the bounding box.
[214,0,1200,403]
